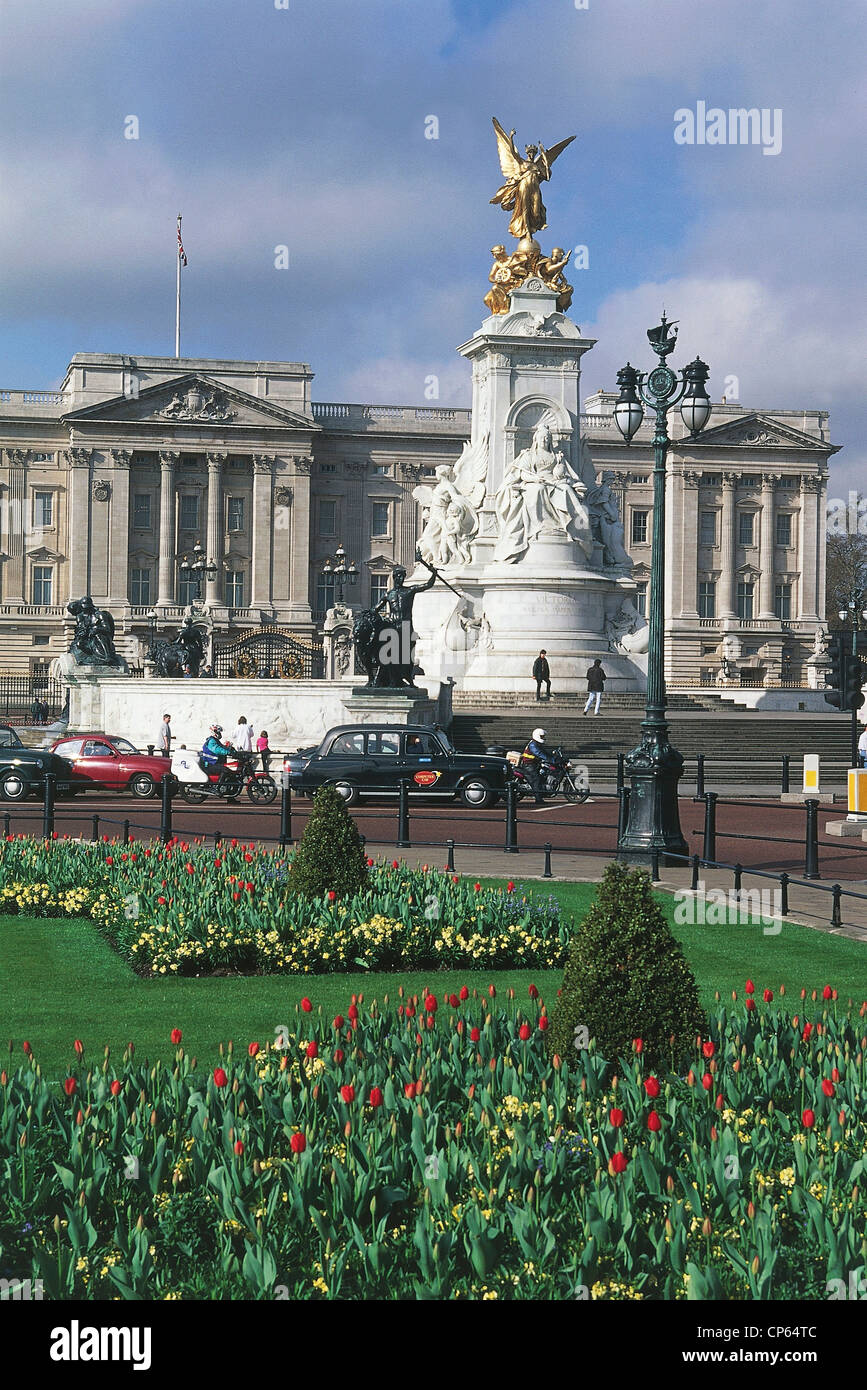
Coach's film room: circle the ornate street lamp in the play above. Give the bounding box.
[835,589,867,765]
[321,544,359,606]
[614,313,711,864]
[178,541,218,602]
[146,607,159,656]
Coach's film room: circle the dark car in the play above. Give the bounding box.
[50,734,170,799]
[0,724,74,802]
[283,724,511,809]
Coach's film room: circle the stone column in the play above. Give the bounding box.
[758,472,779,619]
[6,449,28,601]
[205,452,226,605]
[289,454,313,626]
[719,472,738,617]
[157,451,178,607]
[680,470,701,617]
[251,454,274,609]
[399,462,421,570]
[106,450,131,605]
[65,448,93,601]
[799,472,822,621]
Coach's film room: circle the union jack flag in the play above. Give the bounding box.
[177,216,187,267]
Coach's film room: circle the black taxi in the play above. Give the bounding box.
[282,724,511,808]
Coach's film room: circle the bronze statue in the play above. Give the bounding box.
[152,616,206,678]
[67,596,122,667]
[353,557,438,691]
[490,118,575,243]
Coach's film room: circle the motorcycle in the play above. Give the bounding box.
[505,745,590,803]
[170,748,278,806]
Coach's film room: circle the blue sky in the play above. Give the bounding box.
[0,0,863,491]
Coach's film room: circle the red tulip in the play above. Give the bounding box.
[459,986,469,1001]
[528,983,539,1000]
[538,1016,549,1032]
[746,999,756,1012]
[213,1067,228,1088]
[610,1151,628,1174]
[633,1038,643,1054]
[64,1077,77,1096]
[333,1015,344,1030]
[821,1078,835,1097]
[369,1087,383,1108]
[701,1040,714,1059]
[234,1140,244,1155]
[473,882,481,892]
[488,985,496,998]
[110,1080,121,1096]
[506,881,515,892]
[248,1042,260,1057]
[366,857,374,867]
[348,1005,358,1021]
[702,1073,713,1090]
[391,860,399,870]
[644,1076,660,1098]
[449,994,459,1009]
[106,856,114,866]
[73,1039,84,1056]
[405,1005,416,1019]
[609,1107,624,1127]
[802,1022,813,1041]
[333,1049,345,1064]
[745,979,755,995]
[832,1067,840,1082]
[425,1014,435,1030]
[822,985,832,1000]
[404,1082,415,1099]
[327,890,337,902]
[22,1041,31,1056]
[519,1024,532,1042]
[306,1041,318,1059]
[340,1085,355,1103]
[290,1132,306,1153]
[171,1028,182,1045]
[424,994,437,1013]
[763,988,773,1003]
[647,1111,661,1132]
[802,1108,815,1129]
[470,1027,481,1043]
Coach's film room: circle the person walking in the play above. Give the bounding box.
[232,715,254,753]
[158,713,172,756]
[583,659,606,715]
[532,649,551,701]
[256,729,271,774]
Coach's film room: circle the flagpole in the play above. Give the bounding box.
[175,214,182,358]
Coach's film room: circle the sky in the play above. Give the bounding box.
[0,0,863,495]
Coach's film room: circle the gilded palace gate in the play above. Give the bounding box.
[214,627,324,680]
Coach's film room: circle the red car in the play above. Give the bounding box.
[51,734,171,799]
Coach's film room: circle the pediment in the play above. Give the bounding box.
[365,553,394,571]
[27,545,65,562]
[691,413,826,450]
[62,373,319,432]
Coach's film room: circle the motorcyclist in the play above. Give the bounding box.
[521,726,550,806]
[201,724,235,793]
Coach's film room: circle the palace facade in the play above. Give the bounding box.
[0,350,835,686]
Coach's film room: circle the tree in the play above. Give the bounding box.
[288,784,369,898]
[825,532,867,629]
[548,861,705,1071]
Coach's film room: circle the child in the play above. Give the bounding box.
[257,729,271,774]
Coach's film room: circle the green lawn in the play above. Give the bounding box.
[2,879,864,1078]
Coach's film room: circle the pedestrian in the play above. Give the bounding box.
[257,728,271,774]
[158,713,172,756]
[29,698,41,725]
[583,658,606,715]
[232,715,254,752]
[39,699,50,724]
[532,649,551,701]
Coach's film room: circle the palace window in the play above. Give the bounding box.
[33,635,49,646]
[738,512,755,546]
[776,513,793,546]
[372,464,390,476]
[699,511,717,546]
[634,581,648,618]
[316,576,335,616]
[319,463,337,474]
[32,566,53,605]
[33,491,53,528]
[179,495,199,532]
[739,476,758,487]
[631,510,648,544]
[130,568,151,605]
[778,476,797,488]
[225,570,244,607]
[32,453,52,462]
[370,573,389,608]
[132,494,152,530]
[737,580,754,621]
[227,496,245,532]
[774,583,792,620]
[698,581,716,618]
[372,501,390,537]
[319,500,336,536]
[178,576,196,607]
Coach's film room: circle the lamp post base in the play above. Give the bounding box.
[616,724,688,866]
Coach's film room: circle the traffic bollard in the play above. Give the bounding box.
[279,783,292,848]
[123,819,130,846]
[397,779,411,849]
[504,780,519,854]
[91,814,100,843]
[695,753,705,799]
[781,754,790,795]
[691,853,700,891]
[702,792,717,862]
[804,799,820,880]
[159,773,174,845]
[543,842,553,878]
[650,845,661,881]
[446,839,456,872]
[42,772,55,839]
[778,871,789,916]
[831,883,842,929]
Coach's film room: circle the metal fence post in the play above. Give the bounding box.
[122,819,130,846]
[504,780,519,854]
[691,853,700,891]
[159,773,174,845]
[279,782,292,848]
[778,871,789,916]
[804,799,820,880]
[650,845,661,881]
[543,842,553,878]
[397,779,411,849]
[733,863,742,895]
[831,883,842,928]
[616,753,625,795]
[781,755,790,795]
[91,814,100,843]
[147,745,155,757]
[702,792,717,862]
[696,753,705,799]
[42,772,55,839]
[445,839,456,872]
[617,784,631,842]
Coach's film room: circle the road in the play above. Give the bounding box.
[4,789,867,883]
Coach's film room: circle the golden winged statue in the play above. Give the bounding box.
[490,117,576,243]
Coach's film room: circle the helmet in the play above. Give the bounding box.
[210,724,223,735]
[532,728,547,742]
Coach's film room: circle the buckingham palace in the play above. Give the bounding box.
[0,349,835,688]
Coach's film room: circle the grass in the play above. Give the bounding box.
[2,878,864,1078]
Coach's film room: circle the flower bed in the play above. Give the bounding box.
[0,986,864,1300]
[0,836,569,976]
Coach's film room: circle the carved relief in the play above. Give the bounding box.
[91,479,111,502]
[109,450,132,469]
[292,455,314,474]
[275,486,293,507]
[64,449,92,469]
[682,469,701,488]
[8,449,28,467]
[252,454,275,474]
[159,384,236,422]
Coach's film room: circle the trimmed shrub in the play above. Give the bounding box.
[288,784,369,898]
[548,861,705,1069]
